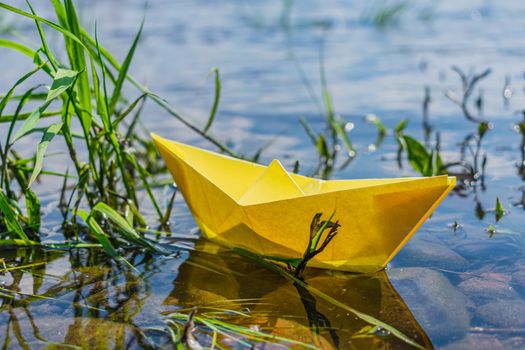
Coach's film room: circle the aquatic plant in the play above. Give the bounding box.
[294,212,340,278]
[295,49,357,179]
[281,4,356,179]
[0,1,234,255]
[514,113,525,179]
[160,306,321,349]
[361,1,409,28]
[445,66,491,123]
[396,130,447,177]
[396,67,494,187]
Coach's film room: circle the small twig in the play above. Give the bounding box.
[445,66,491,123]
[422,86,432,146]
[58,168,69,220]
[294,212,340,279]
[161,189,177,227]
[0,258,6,271]
[181,307,203,350]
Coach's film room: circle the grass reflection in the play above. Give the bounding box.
[0,243,433,349]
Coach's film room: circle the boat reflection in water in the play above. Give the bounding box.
[165,240,433,349]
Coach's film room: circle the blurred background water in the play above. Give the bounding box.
[2,0,525,349]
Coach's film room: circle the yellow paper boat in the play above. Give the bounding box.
[152,134,456,272]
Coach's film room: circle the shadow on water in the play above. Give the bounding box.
[0,243,433,349]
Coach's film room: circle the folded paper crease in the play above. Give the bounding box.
[152,133,456,272]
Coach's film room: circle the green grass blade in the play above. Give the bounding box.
[299,117,317,145]
[0,39,52,75]
[76,209,117,257]
[0,3,86,50]
[0,190,30,243]
[366,114,386,146]
[433,151,446,175]
[93,25,111,130]
[11,100,52,143]
[0,110,61,124]
[24,188,41,231]
[204,67,221,133]
[319,41,334,122]
[366,114,386,136]
[76,209,137,272]
[399,135,431,176]
[323,89,334,121]
[28,122,63,188]
[6,85,44,148]
[161,190,177,226]
[26,0,58,71]
[50,0,67,26]
[0,38,35,57]
[92,202,165,253]
[63,0,92,131]
[423,150,434,177]
[89,55,107,127]
[495,197,506,221]
[395,118,409,134]
[111,93,147,127]
[93,202,137,238]
[329,119,355,156]
[0,239,38,247]
[125,201,148,228]
[310,211,335,251]
[0,84,44,187]
[0,63,43,117]
[1,92,48,101]
[108,17,144,116]
[46,68,80,102]
[128,157,163,219]
[316,134,329,158]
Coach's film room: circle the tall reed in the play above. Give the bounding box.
[0,1,231,256]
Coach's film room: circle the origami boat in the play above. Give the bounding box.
[152,134,456,272]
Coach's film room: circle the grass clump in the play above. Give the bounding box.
[394,66,493,188]
[0,1,234,256]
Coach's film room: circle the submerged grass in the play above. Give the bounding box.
[161,307,321,349]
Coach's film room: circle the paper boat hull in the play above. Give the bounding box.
[153,134,455,272]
